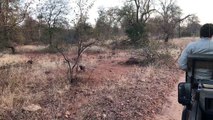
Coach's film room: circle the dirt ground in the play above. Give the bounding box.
[154,75,185,120]
[0,38,194,120]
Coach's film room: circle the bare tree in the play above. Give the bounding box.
[118,0,155,43]
[157,0,191,42]
[184,14,201,37]
[95,7,120,40]
[132,0,155,23]
[58,0,95,84]
[37,0,69,46]
[22,15,40,44]
[0,0,32,53]
[118,0,155,24]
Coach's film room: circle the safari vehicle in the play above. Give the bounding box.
[178,54,213,120]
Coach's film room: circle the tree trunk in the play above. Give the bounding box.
[49,29,52,46]
[134,0,140,23]
[136,6,139,23]
[164,34,169,42]
[6,46,15,54]
[178,22,181,38]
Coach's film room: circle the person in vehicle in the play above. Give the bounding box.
[178,23,213,79]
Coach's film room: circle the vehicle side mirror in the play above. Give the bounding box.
[178,82,191,105]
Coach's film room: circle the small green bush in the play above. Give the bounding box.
[125,22,145,44]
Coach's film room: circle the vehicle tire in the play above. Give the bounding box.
[182,107,190,120]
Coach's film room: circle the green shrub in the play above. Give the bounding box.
[125,22,145,44]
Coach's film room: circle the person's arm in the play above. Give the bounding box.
[178,43,193,71]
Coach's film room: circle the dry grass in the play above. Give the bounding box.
[171,37,198,48]
[16,45,47,53]
[0,54,28,66]
[84,46,108,54]
[0,46,70,119]
[0,38,187,119]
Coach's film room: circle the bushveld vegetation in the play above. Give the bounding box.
[0,0,200,119]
